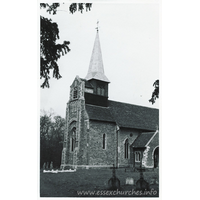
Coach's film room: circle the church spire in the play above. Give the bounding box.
[85,29,110,83]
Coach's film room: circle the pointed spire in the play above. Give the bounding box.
[85,30,110,83]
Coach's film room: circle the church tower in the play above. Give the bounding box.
[60,28,159,170]
[61,29,112,169]
[84,30,110,107]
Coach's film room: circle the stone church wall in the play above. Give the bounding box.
[61,96,87,168]
[143,131,159,168]
[75,101,88,166]
[118,128,139,167]
[87,120,116,167]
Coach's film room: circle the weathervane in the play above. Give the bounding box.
[96,20,99,32]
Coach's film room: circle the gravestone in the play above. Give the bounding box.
[108,164,120,190]
[126,177,134,185]
[46,162,49,170]
[50,161,53,170]
[135,165,149,191]
[150,177,159,185]
[43,162,46,170]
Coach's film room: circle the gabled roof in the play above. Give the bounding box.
[108,100,159,131]
[85,104,115,123]
[85,31,110,83]
[85,100,159,131]
[131,132,155,147]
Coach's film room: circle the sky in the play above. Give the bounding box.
[40,0,160,118]
[2,1,200,198]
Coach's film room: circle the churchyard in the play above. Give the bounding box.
[40,167,159,197]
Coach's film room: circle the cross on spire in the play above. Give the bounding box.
[96,20,99,32]
[85,25,110,83]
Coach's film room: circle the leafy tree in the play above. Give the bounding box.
[50,115,66,167]
[40,3,92,88]
[149,79,159,104]
[40,110,65,168]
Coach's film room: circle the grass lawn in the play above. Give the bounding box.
[40,168,159,197]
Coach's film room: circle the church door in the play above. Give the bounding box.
[154,147,159,168]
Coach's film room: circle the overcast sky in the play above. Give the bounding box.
[40,0,160,118]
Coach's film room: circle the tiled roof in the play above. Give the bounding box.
[131,132,155,147]
[85,100,159,131]
[108,100,159,131]
[85,104,115,123]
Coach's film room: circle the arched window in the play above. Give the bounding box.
[71,137,75,152]
[153,147,159,168]
[73,87,78,99]
[135,151,141,162]
[101,87,105,96]
[97,86,105,96]
[97,87,101,95]
[124,139,129,159]
[103,134,106,149]
[71,128,76,152]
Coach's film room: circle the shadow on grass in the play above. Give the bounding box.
[40,168,159,197]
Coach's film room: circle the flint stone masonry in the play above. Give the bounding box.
[87,120,116,166]
[118,128,139,167]
[143,132,159,168]
[60,30,159,169]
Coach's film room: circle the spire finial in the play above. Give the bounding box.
[85,23,110,83]
[95,20,99,32]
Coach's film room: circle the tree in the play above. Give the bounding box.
[50,115,66,167]
[40,3,92,88]
[149,79,159,104]
[40,110,65,168]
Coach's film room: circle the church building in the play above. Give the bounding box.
[61,30,159,169]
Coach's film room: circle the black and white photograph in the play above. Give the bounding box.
[3,0,200,200]
[3,1,200,200]
[40,0,160,197]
